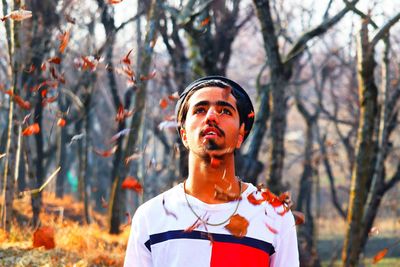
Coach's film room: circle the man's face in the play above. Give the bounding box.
[180,86,244,157]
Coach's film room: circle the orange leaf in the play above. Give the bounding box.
[121,176,143,193]
[58,30,70,54]
[22,123,40,136]
[48,57,62,64]
[247,111,255,118]
[372,248,388,264]
[33,226,55,249]
[247,192,265,205]
[200,17,210,27]
[2,9,32,21]
[115,104,135,122]
[108,0,124,4]
[159,98,168,109]
[225,214,249,238]
[57,118,66,127]
[292,210,305,225]
[13,94,31,110]
[41,62,47,71]
[93,145,117,157]
[122,49,133,65]
[140,70,156,81]
[168,92,179,101]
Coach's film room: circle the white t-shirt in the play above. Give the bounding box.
[124,183,299,267]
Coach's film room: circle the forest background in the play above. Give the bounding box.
[0,0,399,266]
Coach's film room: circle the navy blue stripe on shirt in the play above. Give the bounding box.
[144,230,275,255]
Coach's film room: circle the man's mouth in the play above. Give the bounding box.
[201,127,223,138]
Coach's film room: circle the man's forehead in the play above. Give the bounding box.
[188,86,237,106]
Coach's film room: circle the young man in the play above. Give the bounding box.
[124,76,299,266]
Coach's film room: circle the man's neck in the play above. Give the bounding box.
[185,152,241,204]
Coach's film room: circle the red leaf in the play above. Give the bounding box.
[22,123,40,136]
[265,222,278,234]
[41,62,47,71]
[122,49,133,65]
[115,104,135,122]
[292,210,305,225]
[93,145,117,157]
[247,192,265,205]
[184,218,203,233]
[200,17,210,27]
[159,98,168,109]
[247,111,255,118]
[121,176,143,193]
[2,9,32,21]
[108,0,124,4]
[57,118,66,127]
[25,64,35,73]
[210,157,221,168]
[140,70,156,81]
[372,248,388,264]
[168,92,179,101]
[33,226,55,249]
[48,57,62,64]
[224,214,249,238]
[101,196,108,208]
[13,94,31,110]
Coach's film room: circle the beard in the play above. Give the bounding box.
[204,139,222,151]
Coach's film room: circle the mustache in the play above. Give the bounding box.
[200,123,225,137]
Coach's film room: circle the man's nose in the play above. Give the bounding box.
[205,108,219,123]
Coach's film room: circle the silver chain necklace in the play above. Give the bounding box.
[183,180,242,226]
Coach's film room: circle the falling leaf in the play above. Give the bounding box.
[1,9,32,22]
[33,226,55,249]
[247,192,265,205]
[162,196,178,220]
[108,0,124,4]
[22,113,32,124]
[292,211,305,225]
[184,218,203,233]
[122,49,134,65]
[41,62,47,71]
[200,17,210,27]
[64,14,76,24]
[48,57,62,64]
[210,157,221,168]
[214,185,241,202]
[115,104,135,122]
[57,118,66,127]
[109,128,131,143]
[13,94,31,110]
[159,98,168,109]
[93,145,118,157]
[225,214,249,238]
[22,123,40,136]
[125,152,143,165]
[265,222,278,234]
[140,70,156,81]
[42,93,59,106]
[81,56,96,71]
[58,30,70,53]
[372,248,388,264]
[0,153,6,159]
[101,196,108,208]
[121,176,143,193]
[168,92,180,101]
[248,111,255,118]
[25,64,35,73]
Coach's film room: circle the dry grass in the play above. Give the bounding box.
[0,192,130,267]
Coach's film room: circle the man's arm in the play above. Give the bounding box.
[124,206,153,267]
[269,210,299,267]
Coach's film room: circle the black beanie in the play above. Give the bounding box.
[175,76,254,141]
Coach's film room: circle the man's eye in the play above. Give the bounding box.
[221,108,232,115]
[194,108,205,114]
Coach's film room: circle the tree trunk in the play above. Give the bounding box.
[341,20,378,267]
[0,0,16,232]
[108,0,161,234]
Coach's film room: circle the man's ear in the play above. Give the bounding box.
[180,127,188,147]
[236,123,245,149]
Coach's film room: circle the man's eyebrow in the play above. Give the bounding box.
[193,100,237,111]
